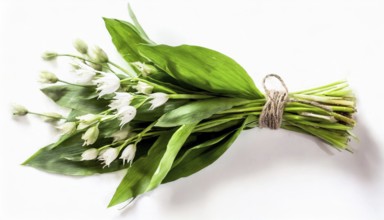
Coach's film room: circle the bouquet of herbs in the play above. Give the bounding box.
[14,7,356,207]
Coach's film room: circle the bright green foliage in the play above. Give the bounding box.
[20,8,356,209]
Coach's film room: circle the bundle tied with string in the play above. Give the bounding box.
[17,7,357,208]
[259,74,289,130]
[256,74,356,151]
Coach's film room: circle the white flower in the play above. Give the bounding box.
[98,147,119,167]
[110,128,130,142]
[81,148,98,160]
[39,71,58,83]
[135,82,153,94]
[57,122,77,135]
[11,104,28,116]
[81,125,99,146]
[94,73,121,97]
[72,61,97,84]
[120,144,136,165]
[117,106,137,127]
[109,92,134,111]
[76,114,100,130]
[149,92,169,110]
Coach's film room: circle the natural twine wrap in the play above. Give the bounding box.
[259,74,289,129]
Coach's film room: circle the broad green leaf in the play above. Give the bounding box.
[22,133,122,175]
[138,44,263,99]
[145,75,196,94]
[104,18,151,63]
[195,117,243,133]
[145,123,197,191]
[108,132,174,207]
[172,131,232,168]
[163,116,252,183]
[156,98,247,127]
[146,71,202,94]
[41,85,108,114]
[67,109,88,121]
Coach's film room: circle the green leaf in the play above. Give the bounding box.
[108,123,196,207]
[172,131,232,168]
[22,133,122,176]
[41,85,108,114]
[22,119,153,175]
[104,18,151,63]
[145,123,197,191]
[146,70,202,94]
[156,98,247,127]
[163,116,252,183]
[127,4,154,44]
[195,117,243,133]
[138,44,263,99]
[67,109,88,121]
[107,132,174,207]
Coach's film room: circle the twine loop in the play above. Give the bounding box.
[259,74,289,129]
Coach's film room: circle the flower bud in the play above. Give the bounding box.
[90,63,103,71]
[91,46,108,63]
[39,71,58,83]
[76,114,100,130]
[131,62,158,77]
[81,125,99,146]
[81,148,98,160]
[57,122,77,135]
[110,128,130,142]
[73,39,88,54]
[41,112,63,122]
[71,63,81,70]
[42,51,58,61]
[135,82,153,94]
[11,104,28,116]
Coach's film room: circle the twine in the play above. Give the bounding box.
[259,74,289,129]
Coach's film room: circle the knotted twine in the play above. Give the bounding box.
[259,74,289,129]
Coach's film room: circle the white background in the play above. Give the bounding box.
[1,0,384,219]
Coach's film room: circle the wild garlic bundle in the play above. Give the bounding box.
[15,8,356,207]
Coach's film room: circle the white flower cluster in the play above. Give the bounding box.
[81,144,137,167]
[109,92,136,127]
[106,82,169,127]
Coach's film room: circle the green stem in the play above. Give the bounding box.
[168,94,214,99]
[57,54,134,78]
[292,80,347,95]
[218,106,263,114]
[292,94,355,107]
[28,112,66,120]
[134,121,158,145]
[58,54,98,65]
[58,79,92,87]
[108,60,135,78]
[134,97,150,109]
